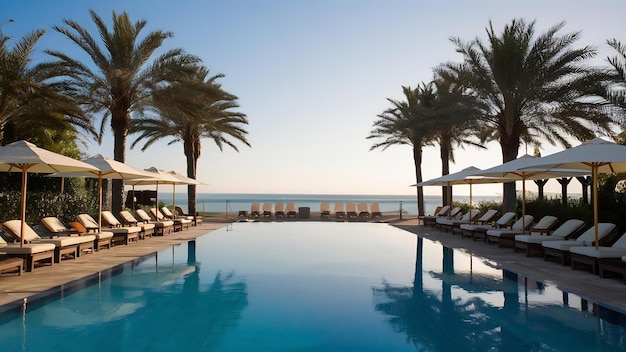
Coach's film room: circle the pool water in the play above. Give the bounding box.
[0,222,625,351]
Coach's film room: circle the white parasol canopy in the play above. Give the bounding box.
[518,137,626,248]
[0,140,99,246]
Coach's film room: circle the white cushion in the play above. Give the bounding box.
[1,243,56,254]
[2,220,41,242]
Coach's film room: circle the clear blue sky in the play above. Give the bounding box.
[4,0,625,196]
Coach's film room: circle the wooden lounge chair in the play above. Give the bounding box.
[543,223,615,265]
[262,203,273,218]
[286,202,297,218]
[136,209,173,236]
[40,217,96,254]
[473,209,499,225]
[514,219,586,256]
[569,231,626,274]
[2,220,79,264]
[334,202,345,219]
[274,202,285,218]
[250,203,261,218]
[0,236,54,272]
[598,255,626,283]
[69,217,113,251]
[358,203,370,219]
[370,203,382,218]
[459,211,516,241]
[438,209,480,233]
[119,210,156,238]
[151,208,185,232]
[99,211,142,245]
[346,203,358,219]
[421,205,451,227]
[485,215,535,247]
[160,207,192,230]
[0,256,23,276]
[320,202,331,218]
[174,206,200,226]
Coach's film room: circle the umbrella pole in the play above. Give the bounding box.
[20,168,27,247]
[172,184,176,218]
[593,166,599,250]
[98,174,103,233]
[522,178,527,235]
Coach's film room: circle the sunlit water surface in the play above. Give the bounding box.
[0,222,625,351]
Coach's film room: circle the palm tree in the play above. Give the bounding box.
[130,65,249,215]
[437,18,616,211]
[47,10,201,212]
[0,30,93,145]
[605,39,626,112]
[368,84,436,216]
[420,77,485,205]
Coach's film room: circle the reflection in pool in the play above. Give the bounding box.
[0,222,625,351]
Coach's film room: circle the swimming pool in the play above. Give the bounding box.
[0,222,625,351]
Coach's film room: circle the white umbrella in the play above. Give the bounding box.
[167,170,205,215]
[126,167,181,216]
[518,137,626,248]
[475,154,589,233]
[49,154,157,233]
[0,140,99,246]
[414,166,508,211]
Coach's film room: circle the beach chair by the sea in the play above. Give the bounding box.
[358,202,370,219]
[346,203,358,219]
[320,202,331,218]
[334,202,345,219]
[275,202,285,218]
[250,203,261,218]
[370,203,382,218]
[286,202,297,218]
[263,203,273,218]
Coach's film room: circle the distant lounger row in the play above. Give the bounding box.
[421,205,626,284]
[241,202,383,219]
[0,206,202,275]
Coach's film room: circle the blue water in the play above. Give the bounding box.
[163,193,501,215]
[1,222,624,351]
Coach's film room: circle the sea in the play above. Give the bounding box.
[159,193,503,216]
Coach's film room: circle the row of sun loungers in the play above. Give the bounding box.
[243,202,383,220]
[0,207,200,274]
[427,207,626,284]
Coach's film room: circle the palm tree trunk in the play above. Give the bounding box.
[186,153,197,216]
[111,113,128,213]
[413,146,425,216]
[440,142,451,206]
[501,137,519,212]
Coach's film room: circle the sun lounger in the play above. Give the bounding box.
[569,231,626,274]
[437,209,480,233]
[40,217,97,254]
[69,217,113,251]
[262,203,273,218]
[174,206,200,226]
[485,215,535,247]
[513,219,585,256]
[459,211,516,241]
[286,202,297,218]
[420,205,451,227]
[0,256,23,276]
[358,203,370,219]
[274,202,285,218]
[2,220,79,263]
[119,210,156,238]
[542,223,615,265]
[150,208,186,232]
[346,203,358,219]
[334,202,345,219]
[473,209,498,225]
[98,211,142,245]
[320,202,331,218]
[136,209,173,236]
[160,207,192,230]
[598,255,626,283]
[0,234,54,272]
[250,203,261,218]
[370,203,382,218]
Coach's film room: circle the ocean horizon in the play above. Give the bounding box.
[157,192,505,216]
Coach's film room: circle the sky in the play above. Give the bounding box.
[3,0,626,197]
